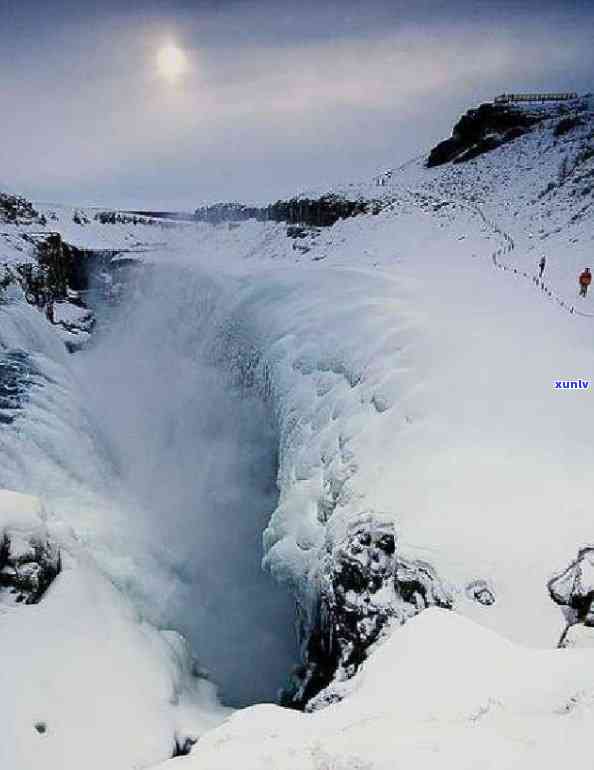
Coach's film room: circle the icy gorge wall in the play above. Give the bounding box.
[206,266,456,708]
[0,219,454,723]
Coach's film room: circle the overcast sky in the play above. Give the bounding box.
[0,0,593,209]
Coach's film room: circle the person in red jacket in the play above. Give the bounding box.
[579,267,592,297]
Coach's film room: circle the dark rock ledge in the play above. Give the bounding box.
[0,527,61,605]
[549,547,594,647]
[283,512,453,710]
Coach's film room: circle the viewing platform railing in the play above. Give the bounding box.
[494,92,578,104]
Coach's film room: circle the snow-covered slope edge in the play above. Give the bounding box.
[157,607,594,770]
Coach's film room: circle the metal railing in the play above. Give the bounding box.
[494,92,578,105]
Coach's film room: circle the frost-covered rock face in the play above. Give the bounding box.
[0,491,60,605]
[194,194,382,228]
[465,578,496,606]
[0,528,60,604]
[0,192,46,225]
[286,513,452,710]
[549,547,594,645]
[426,101,550,167]
[0,216,96,351]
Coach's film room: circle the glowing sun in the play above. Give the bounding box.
[157,44,189,81]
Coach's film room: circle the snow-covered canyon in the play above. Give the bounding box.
[76,266,302,708]
[1,95,594,769]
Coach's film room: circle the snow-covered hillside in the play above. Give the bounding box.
[1,95,594,769]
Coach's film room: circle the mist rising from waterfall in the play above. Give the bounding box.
[1,269,298,706]
[75,267,298,705]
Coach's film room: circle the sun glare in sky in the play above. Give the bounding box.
[157,43,189,81]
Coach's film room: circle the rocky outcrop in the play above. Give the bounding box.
[0,527,60,605]
[194,202,264,225]
[0,191,143,333]
[21,233,70,302]
[267,194,381,228]
[0,231,76,310]
[283,512,452,710]
[427,102,544,167]
[94,210,143,226]
[0,192,46,226]
[0,215,99,347]
[465,578,496,606]
[94,210,190,229]
[554,116,583,137]
[195,194,383,229]
[548,547,594,646]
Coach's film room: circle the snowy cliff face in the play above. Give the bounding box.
[1,95,594,768]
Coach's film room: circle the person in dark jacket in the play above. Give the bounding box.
[539,256,546,278]
[579,267,592,297]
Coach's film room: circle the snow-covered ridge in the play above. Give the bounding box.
[1,93,594,768]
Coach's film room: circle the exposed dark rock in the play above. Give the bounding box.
[0,192,46,226]
[427,103,544,167]
[504,126,530,142]
[454,103,540,144]
[283,512,452,710]
[94,210,146,226]
[0,228,103,350]
[466,579,496,606]
[0,233,76,313]
[549,547,594,624]
[22,232,70,301]
[426,137,467,167]
[554,116,583,137]
[0,529,60,605]
[195,195,383,229]
[93,209,187,229]
[286,225,321,239]
[72,209,90,225]
[453,135,504,164]
[548,547,594,646]
[267,194,373,228]
[172,735,197,757]
[124,209,197,222]
[194,202,263,225]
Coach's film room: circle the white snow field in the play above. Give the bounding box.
[156,608,594,770]
[1,97,593,768]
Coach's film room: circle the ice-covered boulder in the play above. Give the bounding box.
[549,547,594,644]
[0,490,60,605]
[287,512,452,709]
